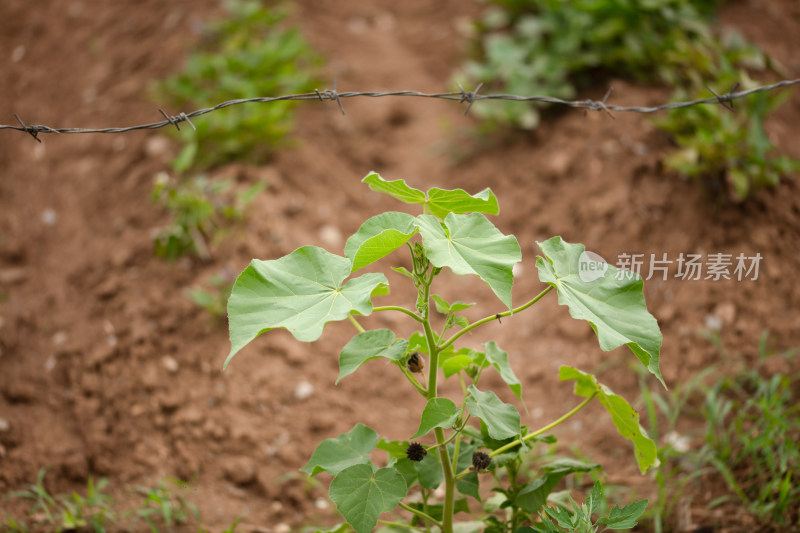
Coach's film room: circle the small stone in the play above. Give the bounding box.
[293,380,314,400]
[274,524,291,533]
[176,405,204,425]
[52,331,68,345]
[0,417,10,432]
[11,45,25,63]
[0,268,27,285]
[319,225,342,248]
[712,302,736,325]
[222,456,257,486]
[161,355,179,374]
[41,209,57,226]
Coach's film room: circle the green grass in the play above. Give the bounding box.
[152,0,322,171]
[638,332,799,530]
[3,471,241,533]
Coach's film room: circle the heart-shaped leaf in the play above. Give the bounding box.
[337,330,408,384]
[225,246,387,368]
[412,398,461,438]
[536,237,664,388]
[466,385,520,440]
[560,366,658,473]
[417,213,521,308]
[329,464,407,533]
[345,212,417,272]
[301,424,379,477]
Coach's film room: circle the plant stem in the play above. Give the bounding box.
[434,427,455,533]
[397,502,443,530]
[491,393,597,458]
[373,305,424,323]
[453,393,597,480]
[439,286,553,352]
[347,314,365,333]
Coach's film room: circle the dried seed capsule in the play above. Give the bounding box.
[472,451,491,471]
[407,352,425,373]
[406,442,427,462]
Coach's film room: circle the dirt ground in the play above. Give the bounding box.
[1,1,799,531]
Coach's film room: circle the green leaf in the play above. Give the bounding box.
[427,187,499,218]
[301,424,379,476]
[465,385,520,440]
[225,246,387,368]
[597,499,648,529]
[442,354,474,378]
[337,330,408,384]
[560,366,659,473]
[431,294,475,314]
[483,341,522,402]
[536,237,664,388]
[515,458,599,513]
[329,464,407,533]
[414,450,443,489]
[456,472,481,501]
[418,213,521,308]
[412,398,461,438]
[362,172,426,206]
[345,212,418,272]
[362,172,499,218]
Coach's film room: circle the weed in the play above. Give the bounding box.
[187,268,236,319]
[151,172,266,261]
[223,172,666,532]
[698,339,799,525]
[127,477,200,532]
[4,468,115,533]
[152,0,322,170]
[458,1,799,200]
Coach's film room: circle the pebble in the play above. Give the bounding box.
[161,355,179,374]
[319,225,343,248]
[222,456,257,486]
[0,417,10,432]
[41,209,57,226]
[293,380,314,400]
[0,268,27,285]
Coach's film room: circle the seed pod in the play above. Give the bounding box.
[472,451,491,471]
[407,352,425,373]
[406,442,427,462]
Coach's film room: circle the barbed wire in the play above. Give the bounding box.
[2,78,799,143]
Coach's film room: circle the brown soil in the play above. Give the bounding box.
[1,1,798,532]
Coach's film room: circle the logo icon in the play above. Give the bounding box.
[578,251,608,282]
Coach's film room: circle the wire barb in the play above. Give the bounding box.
[706,82,739,112]
[458,82,483,116]
[14,114,42,143]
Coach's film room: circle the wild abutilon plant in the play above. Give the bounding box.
[224,171,665,533]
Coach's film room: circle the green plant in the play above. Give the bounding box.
[127,478,200,532]
[697,339,799,525]
[187,268,236,318]
[655,71,800,202]
[152,0,322,170]
[4,468,115,533]
[223,172,667,533]
[457,0,724,130]
[459,1,798,201]
[152,172,266,261]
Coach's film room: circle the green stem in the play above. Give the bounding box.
[491,392,597,457]
[439,286,553,352]
[399,364,428,397]
[373,305,424,323]
[454,393,597,480]
[347,314,365,333]
[398,501,443,530]
[434,427,455,533]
